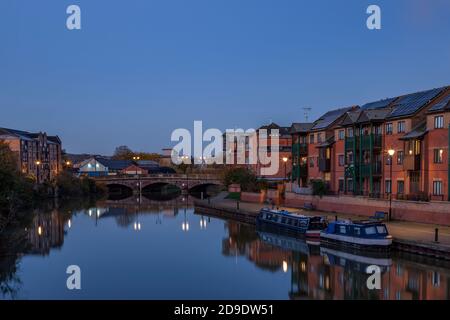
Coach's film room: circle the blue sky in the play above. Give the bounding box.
[1,0,449,155]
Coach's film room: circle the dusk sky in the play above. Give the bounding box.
[1,0,449,155]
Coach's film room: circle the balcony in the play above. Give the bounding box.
[403,154,421,171]
[318,158,331,172]
[292,143,308,155]
[360,161,382,177]
[292,164,308,180]
[345,137,355,151]
[361,134,382,150]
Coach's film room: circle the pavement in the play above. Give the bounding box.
[207,197,450,251]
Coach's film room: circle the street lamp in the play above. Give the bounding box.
[282,157,288,180]
[387,149,395,221]
[35,160,41,184]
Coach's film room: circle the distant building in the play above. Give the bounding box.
[159,148,174,167]
[121,164,148,176]
[0,127,62,183]
[77,158,133,177]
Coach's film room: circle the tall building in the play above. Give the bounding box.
[0,128,62,183]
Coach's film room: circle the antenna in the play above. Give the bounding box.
[302,107,312,122]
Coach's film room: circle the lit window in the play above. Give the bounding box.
[433,149,444,164]
[434,116,444,129]
[433,181,443,196]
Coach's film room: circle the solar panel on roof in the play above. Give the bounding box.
[388,87,445,118]
[361,97,396,110]
[429,92,450,112]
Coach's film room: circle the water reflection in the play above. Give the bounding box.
[1,197,450,300]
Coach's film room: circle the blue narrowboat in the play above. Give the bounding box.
[320,220,392,250]
[257,208,327,238]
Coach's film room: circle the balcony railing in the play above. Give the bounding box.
[345,137,355,151]
[292,164,308,180]
[361,134,382,150]
[360,161,382,177]
[292,143,308,155]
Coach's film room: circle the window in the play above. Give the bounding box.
[434,115,444,129]
[397,121,405,133]
[376,226,387,234]
[385,123,393,135]
[386,155,392,165]
[348,152,354,164]
[365,227,376,235]
[433,149,444,164]
[433,181,443,196]
[309,134,315,144]
[338,130,345,140]
[385,180,392,193]
[397,181,404,194]
[347,127,354,138]
[347,179,353,192]
[338,179,344,192]
[339,226,347,234]
[397,151,404,165]
[338,155,345,166]
[309,157,314,167]
[354,227,361,236]
[317,133,323,143]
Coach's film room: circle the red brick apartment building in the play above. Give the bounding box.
[304,106,358,188]
[290,85,450,202]
[0,127,62,183]
[254,123,292,180]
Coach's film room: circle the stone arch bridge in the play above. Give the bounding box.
[94,174,223,193]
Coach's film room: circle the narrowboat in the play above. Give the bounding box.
[257,208,327,237]
[320,220,392,251]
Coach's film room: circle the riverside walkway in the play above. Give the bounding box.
[195,196,450,260]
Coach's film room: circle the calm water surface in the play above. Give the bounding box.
[1,196,450,300]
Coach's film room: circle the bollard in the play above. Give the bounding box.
[237,201,240,211]
[435,228,439,243]
[335,215,338,222]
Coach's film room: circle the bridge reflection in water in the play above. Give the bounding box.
[1,197,450,300]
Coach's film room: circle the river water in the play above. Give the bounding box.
[1,196,449,300]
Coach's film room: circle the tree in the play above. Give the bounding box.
[112,145,133,160]
[222,167,267,192]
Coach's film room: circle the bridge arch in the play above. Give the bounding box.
[105,183,134,200]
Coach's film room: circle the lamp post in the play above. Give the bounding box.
[282,157,288,181]
[35,160,41,184]
[387,149,395,221]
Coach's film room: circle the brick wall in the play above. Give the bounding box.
[285,192,450,226]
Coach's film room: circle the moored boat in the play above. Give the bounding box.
[256,208,327,237]
[320,220,392,251]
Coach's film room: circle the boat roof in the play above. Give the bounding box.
[332,220,385,226]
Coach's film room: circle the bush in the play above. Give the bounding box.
[222,167,267,192]
[56,171,106,198]
[311,180,329,198]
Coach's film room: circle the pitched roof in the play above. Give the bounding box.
[388,87,447,119]
[258,122,290,135]
[400,121,428,140]
[311,106,358,131]
[289,123,313,134]
[428,90,450,113]
[361,97,397,110]
[95,158,133,171]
